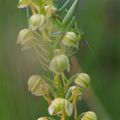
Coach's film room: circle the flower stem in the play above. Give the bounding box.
[43,94,51,105]
[30,5,36,14]
[73,96,77,119]
[61,112,65,120]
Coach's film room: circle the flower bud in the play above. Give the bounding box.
[17,29,35,50]
[28,75,49,96]
[81,111,97,120]
[37,117,49,120]
[66,86,83,100]
[49,54,70,74]
[29,14,45,31]
[48,98,73,116]
[18,0,29,8]
[74,73,90,89]
[62,32,78,47]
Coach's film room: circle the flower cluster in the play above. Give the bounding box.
[17,0,97,120]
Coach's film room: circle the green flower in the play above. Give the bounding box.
[74,73,90,89]
[28,75,49,96]
[29,14,46,31]
[62,32,78,47]
[66,86,83,100]
[17,28,35,50]
[49,54,70,74]
[18,0,29,8]
[48,98,73,116]
[81,111,97,120]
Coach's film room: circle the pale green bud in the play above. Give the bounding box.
[18,0,29,8]
[17,29,35,50]
[66,86,83,100]
[29,14,45,31]
[81,111,97,120]
[28,75,49,96]
[49,54,70,74]
[48,98,73,116]
[37,117,49,120]
[74,73,90,89]
[62,32,78,47]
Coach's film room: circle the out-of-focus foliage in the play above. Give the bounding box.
[0,0,120,120]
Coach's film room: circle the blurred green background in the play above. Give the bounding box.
[0,0,120,120]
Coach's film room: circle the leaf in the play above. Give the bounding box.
[62,0,79,27]
[59,0,70,11]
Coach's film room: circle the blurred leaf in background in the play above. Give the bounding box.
[0,0,120,120]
